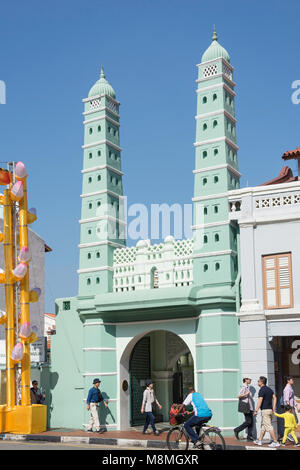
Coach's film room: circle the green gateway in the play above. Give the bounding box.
[50,30,242,434]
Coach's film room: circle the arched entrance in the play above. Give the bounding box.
[120,330,194,428]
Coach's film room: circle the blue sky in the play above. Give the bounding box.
[0,0,299,312]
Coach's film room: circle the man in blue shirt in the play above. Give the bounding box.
[86,378,108,433]
[179,387,212,447]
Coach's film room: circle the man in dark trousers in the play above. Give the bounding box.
[86,378,108,433]
[30,380,45,404]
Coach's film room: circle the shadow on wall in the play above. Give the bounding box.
[47,371,59,428]
[98,391,116,430]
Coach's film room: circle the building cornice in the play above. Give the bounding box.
[81,165,123,176]
[196,73,236,88]
[193,163,241,178]
[228,180,300,198]
[79,215,127,226]
[196,57,234,71]
[193,249,237,258]
[195,109,236,124]
[80,189,125,199]
[83,115,120,127]
[82,94,120,106]
[196,82,236,97]
[77,266,114,274]
[82,107,120,119]
[82,140,122,152]
[79,241,125,249]
[192,191,229,202]
[194,136,239,151]
[192,220,233,229]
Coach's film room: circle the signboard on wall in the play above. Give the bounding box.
[0,337,47,365]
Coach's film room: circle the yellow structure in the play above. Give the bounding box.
[0,163,47,433]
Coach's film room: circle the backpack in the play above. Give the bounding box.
[169,404,185,426]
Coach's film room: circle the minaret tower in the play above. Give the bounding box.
[193,27,240,288]
[78,67,126,295]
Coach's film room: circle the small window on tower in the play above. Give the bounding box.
[96,277,100,284]
[97,201,101,207]
[88,177,92,183]
[203,178,208,186]
[215,263,220,271]
[89,128,93,135]
[203,264,208,272]
[87,253,91,259]
[214,206,219,214]
[203,123,208,131]
[204,235,208,244]
[98,125,101,132]
[87,278,91,285]
[204,207,208,215]
[89,152,92,159]
[215,234,220,242]
[97,175,101,181]
[203,151,208,158]
[213,120,218,128]
[214,148,219,156]
[88,203,92,209]
[214,176,219,183]
[202,96,207,104]
[97,150,101,157]
[213,93,217,101]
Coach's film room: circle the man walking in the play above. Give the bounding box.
[30,380,45,404]
[234,378,254,441]
[253,376,280,448]
[86,378,108,433]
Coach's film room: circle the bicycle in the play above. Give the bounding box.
[166,412,226,450]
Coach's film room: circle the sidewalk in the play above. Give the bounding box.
[1,427,300,450]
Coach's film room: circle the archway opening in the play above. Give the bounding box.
[122,330,194,427]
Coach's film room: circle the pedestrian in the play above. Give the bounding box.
[141,379,162,435]
[282,377,299,423]
[30,380,45,404]
[86,378,108,433]
[274,405,300,447]
[234,378,254,441]
[253,376,280,448]
[178,386,212,449]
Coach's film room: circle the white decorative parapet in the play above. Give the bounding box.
[113,236,194,292]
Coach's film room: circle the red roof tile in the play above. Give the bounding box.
[260,166,297,186]
[282,147,300,160]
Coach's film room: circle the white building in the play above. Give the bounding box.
[228,148,300,433]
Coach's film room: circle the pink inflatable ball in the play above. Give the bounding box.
[15,161,27,180]
[19,321,32,339]
[10,180,24,201]
[11,342,24,362]
[18,246,31,263]
[13,262,27,280]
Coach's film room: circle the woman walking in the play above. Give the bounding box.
[141,379,162,435]
[234,378,254,441]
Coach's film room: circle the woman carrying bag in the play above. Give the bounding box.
[234,378,254,441]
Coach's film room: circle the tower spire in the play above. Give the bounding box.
[100,65,106,79]
[212,25,218,41]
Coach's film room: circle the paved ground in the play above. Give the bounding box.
[0,440,154,451]
[2,426,300,450]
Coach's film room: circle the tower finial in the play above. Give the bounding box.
[212,25,218,41]
[100,65,106,79]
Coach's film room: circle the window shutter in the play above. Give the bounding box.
[263,253,293,309]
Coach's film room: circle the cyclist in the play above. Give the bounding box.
[178,386,212,448]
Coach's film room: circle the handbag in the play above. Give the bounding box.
[238,399,250,414]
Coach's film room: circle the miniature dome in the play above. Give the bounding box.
[164,235,175,244]
[136,239,149,248]
[88,66,116,99]
[201,27,230,64]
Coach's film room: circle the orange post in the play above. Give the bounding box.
[18,177,31,406]
[3,189,16,408]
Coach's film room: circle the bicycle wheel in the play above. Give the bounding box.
[201,428,226,450]
[166,426,189,450]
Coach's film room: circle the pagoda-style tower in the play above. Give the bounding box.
[78,67,125,295]
[193,27,240,287]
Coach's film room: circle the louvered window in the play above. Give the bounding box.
[262,253,293,309]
